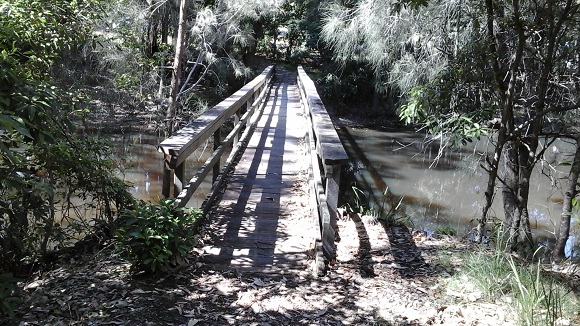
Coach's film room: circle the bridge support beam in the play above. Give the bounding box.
[162,160,173,198]
[213,128,221,183]
[325,164,341,231]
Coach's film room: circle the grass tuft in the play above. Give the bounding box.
[446,246,577,325]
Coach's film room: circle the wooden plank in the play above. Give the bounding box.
[297,66,348,164]
[200,70,317,275]
[158,65,274,168]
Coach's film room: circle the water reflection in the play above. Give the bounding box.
[343,127,578,249]
[109,133,214,208]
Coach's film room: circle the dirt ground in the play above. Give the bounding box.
[11,210,531,326]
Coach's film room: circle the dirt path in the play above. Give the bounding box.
[12,212,519,326]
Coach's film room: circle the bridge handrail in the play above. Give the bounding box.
[158,65,275,210]
[297,66,348,263]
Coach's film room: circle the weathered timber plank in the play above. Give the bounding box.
[297,66,348,164]
[201,69,316,275]
[159,65,274,167]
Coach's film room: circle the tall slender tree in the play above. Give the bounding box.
[165,0,188,135]
[322,0,580,254]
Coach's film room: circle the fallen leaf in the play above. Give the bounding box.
[114,300,129,308]
[197,286,213,292]
[253,278,266,287]
[188,319,201,326]
[315,308,327,317]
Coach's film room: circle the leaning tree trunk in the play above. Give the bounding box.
[514,141,536,255]
[165,0,188,136]
[553,134,580,262]
[503,141,520,249]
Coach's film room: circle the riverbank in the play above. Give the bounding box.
[9,209,579,325]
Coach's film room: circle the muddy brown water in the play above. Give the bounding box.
[110,133,216,208]
[340,126,578,257]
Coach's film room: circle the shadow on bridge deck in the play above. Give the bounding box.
[201,70,317,275]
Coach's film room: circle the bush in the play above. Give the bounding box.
[0,273,20,320]
[447,248,578,325]
[0,136,135,274]
[115,199,201,273]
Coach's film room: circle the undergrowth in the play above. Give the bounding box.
[115,199,201,274]
[447,246,578,325]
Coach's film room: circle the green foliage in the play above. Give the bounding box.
[399,57,494,147]
[448,247,577,325]
[115,199,201,273]
[314,63,378,112]
[507,257,569,326]
[0,0,102,80]
[0,0,136,275]
[0,136,135,273]
[0,273,20,320]
[0,273,19,319]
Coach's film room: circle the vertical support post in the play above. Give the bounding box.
[246,94,254,128]
[162,159,173,198]
[325,163,342,243]
[174,161,185,198]
[233,113,240,145]
[213,128,221,183]
[320,194,336,260]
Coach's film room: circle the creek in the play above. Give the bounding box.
[339,126,578,257]
[110,133,216,208]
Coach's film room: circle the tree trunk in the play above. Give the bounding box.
[553,135,580,262]
[165,0,188,136]
[478,0,524,244]
[516,140,536,255]
[145,0,160,58]
[161,0,170,45]
[502,141,519,249]
[477,0,509,242]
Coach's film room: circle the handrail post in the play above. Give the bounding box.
[246,94,254,128]
[213,128,221,183]
[233,113,240,144]
[174,162,185,198]
[325,163,341,231]
[162,158,173,198]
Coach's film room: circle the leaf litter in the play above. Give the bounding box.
[3,212,530,326]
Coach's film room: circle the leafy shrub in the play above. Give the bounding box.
[435,226,457,236]
[0,273,20,320]
[0,136,135,274]
[115,199,201,273]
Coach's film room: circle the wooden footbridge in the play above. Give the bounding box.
[158,66,348,275]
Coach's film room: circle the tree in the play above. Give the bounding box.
[166,0,189,135]
[161,0,282,134]
[553,134,580,262]
[322,0,580,254]
[1,0,134,273]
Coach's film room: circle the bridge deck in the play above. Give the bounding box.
[201,70,318,274]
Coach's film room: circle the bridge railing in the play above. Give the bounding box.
[158,65,275,212]
[297,66,349,264]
